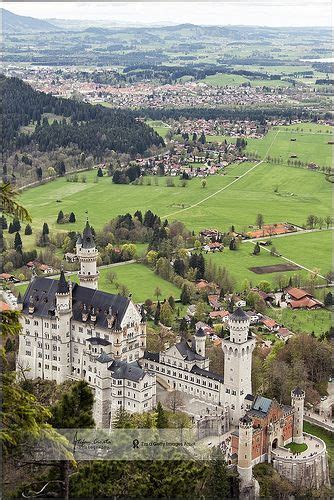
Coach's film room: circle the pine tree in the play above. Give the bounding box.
[42,222,49,235]
[160,301,173,327]
[180,284,191,305]
[50,380,95,428]
[24,224,32,235]
[205,447,231,498]
[253,242,260,255]
[14,232,22,252]
[57,210,64,223]
[168,296,175,310]
[324,292,333,306]
[8,222,14,234]
[154,301,161,325]
[12,217,21,232]
[69,212,76,223]
[156,402,168,428]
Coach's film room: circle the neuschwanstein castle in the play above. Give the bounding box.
[18,220,255,427]
[17,221,330,491]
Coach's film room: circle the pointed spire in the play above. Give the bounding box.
[57,267,69,294]
[82,219,95,249]
[17,292,22,304]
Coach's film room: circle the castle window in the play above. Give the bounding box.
[79,327,83,333]
[34,320,39,326]
[38,362,41,368]
[26,340,31,346]
[52,323,57,329]
[25,330,30,335]
[25,319,30,325]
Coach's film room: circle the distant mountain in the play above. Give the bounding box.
[1,8,58,33]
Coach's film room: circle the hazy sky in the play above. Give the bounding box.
[3,1,332,27]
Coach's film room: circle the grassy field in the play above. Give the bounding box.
[15,263,181,303]
[269,307,332,337]
[205,244,309,290]
[246,126,333,167]
[18,161,332,254]
[146,120,171,139]
[261,230,333,277]
[201,73,292,88]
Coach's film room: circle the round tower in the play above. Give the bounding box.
[291,387,305,444]
[228,307,250,343]
[237,414,253,486]
[77,220,99,290]
[194,327,206,357]
[55,270,72,383]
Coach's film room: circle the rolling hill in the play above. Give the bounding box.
[1,8,58,33]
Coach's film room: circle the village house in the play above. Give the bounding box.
[276,327,294,342]
[284,287,323,309]
[0,273,20,283]
[26,260,56,275]
[261,317,280,332]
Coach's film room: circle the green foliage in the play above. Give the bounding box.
[50,381,95,428]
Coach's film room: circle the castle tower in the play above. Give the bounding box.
[237,414,253,487]
[222,308,255,424]
[291,387,305,444]
[194,327,206,357]
[55,270,72,383]
[77,220,99,290]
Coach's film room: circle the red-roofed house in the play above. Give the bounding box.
[276,327,294,342]
[285,287,323,309]
[262,318,279,331]
[209,310,230,322]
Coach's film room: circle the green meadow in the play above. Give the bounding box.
[246,126,333,167]
[146,120,171,139]
[201,73,292,88]
[262,230,333,277]
[19,161,331,248]
[269,307,332,337]
[15,263,180,303]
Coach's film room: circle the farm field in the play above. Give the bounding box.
[201,73,292,88]
[15,263,180,303]
[268,307,332,337]
[146,120,171,139]
[261,230,333,277]
[204,244,309,291]
[246,125,333,167]
[18,161,332,249]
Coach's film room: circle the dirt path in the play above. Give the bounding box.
[162,130,280,219]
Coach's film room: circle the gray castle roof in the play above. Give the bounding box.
[108,359,145,382]
[229,307,249,322]
[22,277,130,330]
[292,386,305,397]
[82,221,95,249]
[195,327,206,337]
[57,269,69,294]
[96,351,113,363]
[176,340,205,361]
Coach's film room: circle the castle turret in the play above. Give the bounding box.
[291,387,305,444]
[17,292,23,312]
[194,327,206,357]
[237,414,253,487]
[229,307,250,343]
[222,308,255,424]
[77,221,99,290]
[55,269,72,383]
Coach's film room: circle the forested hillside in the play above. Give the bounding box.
[1,75,164,156]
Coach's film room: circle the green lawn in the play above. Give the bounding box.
[201,73,291,88]
[246,125,333,167]
[15,263,180,303]
[262,230,333,277]
[17,157,332,285]
[284,442,308,453]
[205,244,309,291]
[146,120,171,139]
[269,307,332,337]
